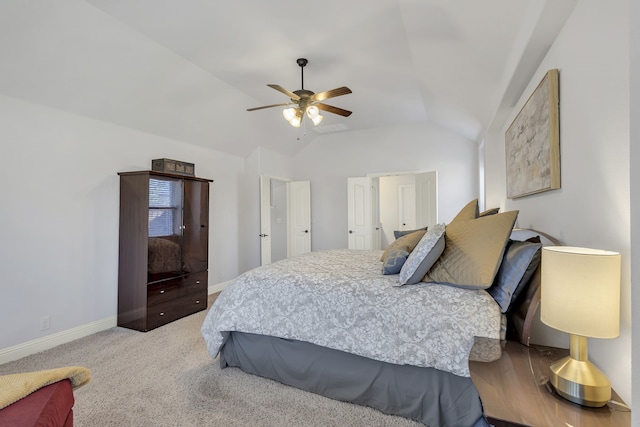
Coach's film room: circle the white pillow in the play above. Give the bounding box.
[397,223,446,286]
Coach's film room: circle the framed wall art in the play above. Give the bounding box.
[505,69,560,199]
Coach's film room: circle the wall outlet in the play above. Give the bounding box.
[40,315,50,331]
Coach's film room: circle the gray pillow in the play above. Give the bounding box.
[488,239,542,313]
[397,223,446,286]
[382,246,410,275]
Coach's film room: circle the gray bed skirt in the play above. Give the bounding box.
[220,331,489,427]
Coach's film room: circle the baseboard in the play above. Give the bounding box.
[1,283,229,365]
[0,316,117,365]
[208,280,230,295]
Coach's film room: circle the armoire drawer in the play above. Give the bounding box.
[146,290,208,330]
[182,271,208,292]
[147,271,208,306]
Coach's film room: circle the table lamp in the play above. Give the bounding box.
[540,246,621,407]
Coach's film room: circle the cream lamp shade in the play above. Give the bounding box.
[541,246,620,338]
[540,246,621,407]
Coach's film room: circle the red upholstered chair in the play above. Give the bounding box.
[0,379,75,427]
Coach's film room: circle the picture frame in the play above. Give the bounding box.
[505,69,560,199]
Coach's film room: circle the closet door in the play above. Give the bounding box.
[347,177,372,249]
[183,179,209,275]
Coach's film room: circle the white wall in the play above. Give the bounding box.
[0,94,245,350]
[484,0,631,404]
[631,0,640,417]
[293,123,477,250]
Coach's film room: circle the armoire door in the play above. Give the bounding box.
[183,179,209,275]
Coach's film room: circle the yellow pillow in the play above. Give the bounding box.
[380,229,427,262]
[479,207,500,216]
[423,199,518,289]
[450,198,479,222]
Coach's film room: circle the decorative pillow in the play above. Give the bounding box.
[397,223,446,286]
[488,239,542,313]
[479,207,500,217]
[382,246,410,275]
[380,229,427,261]
[450,198,479,222]
[393,227,428,239]
[423,199,518,289]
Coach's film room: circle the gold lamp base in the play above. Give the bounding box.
[549,335,611,407]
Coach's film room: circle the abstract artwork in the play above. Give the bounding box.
[505,69,560,199]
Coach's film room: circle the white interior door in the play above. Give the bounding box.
[259,175,272,265]
[288,180,311,257]
[347,177,371,249]
[370,177,381,250]
[398,184,416,230]
[415,171,438,227]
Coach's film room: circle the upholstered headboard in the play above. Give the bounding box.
[507,228,559,346]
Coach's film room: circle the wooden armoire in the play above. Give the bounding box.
[117,170,213,331]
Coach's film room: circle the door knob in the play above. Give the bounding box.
[304,230,309,233]
[349,230,354,234]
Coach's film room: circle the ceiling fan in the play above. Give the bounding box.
[247,58,352,128]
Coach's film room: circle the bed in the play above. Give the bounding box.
[201,200,556,427]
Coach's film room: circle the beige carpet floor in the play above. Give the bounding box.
[0,294,422,427]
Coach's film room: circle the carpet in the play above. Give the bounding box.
[0,295,422,427]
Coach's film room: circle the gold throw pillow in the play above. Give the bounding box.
[423,199,518,289]
[380,229,427,262]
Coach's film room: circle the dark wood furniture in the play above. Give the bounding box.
[469,338,631,427]
[117,170,213,331]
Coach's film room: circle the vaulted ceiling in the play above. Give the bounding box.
[0,0,577,157]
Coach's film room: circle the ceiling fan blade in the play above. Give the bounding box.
[247,102,291,112]
[316,103,352,117]
[311,86,352,102]
[267,84,301,101]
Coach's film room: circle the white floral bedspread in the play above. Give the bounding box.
[201,249,501,377]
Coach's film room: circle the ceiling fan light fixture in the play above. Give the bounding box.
[247,58,352,127]
[287,109,303,127]
[282,107,297,121]
[289,116,302,128]
[306,105,319,119]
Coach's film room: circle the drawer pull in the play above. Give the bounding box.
[196,280,200,284]
[160,290,165,294]
[195,300,200,304]
[159,312,165,316]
